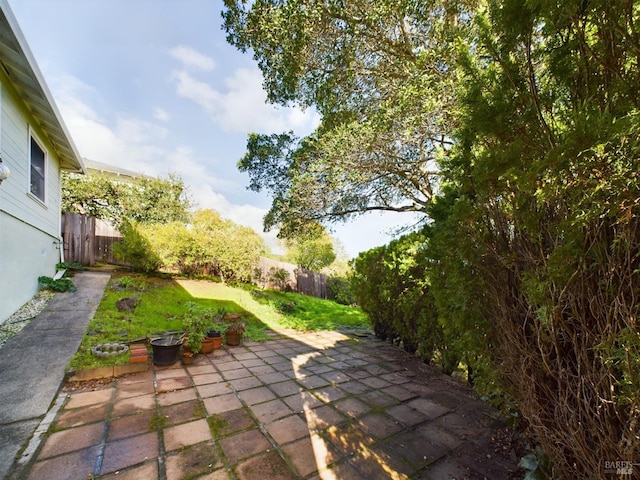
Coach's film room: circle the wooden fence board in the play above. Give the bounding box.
[94,219,121,264]
[61,212,95,266]
[62,213,121,266]
[256,257,328,298]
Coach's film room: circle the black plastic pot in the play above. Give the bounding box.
[150,337,182,366]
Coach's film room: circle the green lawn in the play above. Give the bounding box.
[69,271,369,370]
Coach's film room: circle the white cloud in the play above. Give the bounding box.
[50,72,282,252]
[169,45,216,71]
[172,70,220,114]
[153,107,170,122]
[171,67,320,135]
[49,75,163,175]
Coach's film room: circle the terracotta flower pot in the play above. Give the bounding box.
[182,351,195,365]
[200,336,217,354]
[226,331,242,346]
[206,331,223,350]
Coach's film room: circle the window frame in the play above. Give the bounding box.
[29,131,46,204]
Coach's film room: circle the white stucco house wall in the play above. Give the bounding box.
[0,0,85,322]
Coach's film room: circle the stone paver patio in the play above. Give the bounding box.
[22,331,518,479]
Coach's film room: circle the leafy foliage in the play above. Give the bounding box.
[56,262,84,271]
[62,172,191,225]
[117,210,268,281]
[190,209,267,282]
[111,221,162,273]
[182,302,212,353]
[283,223,336,270]
[38,276,76,293]
[349,230,454,371]
[266,267,291,291]
[433,0,640,475]
[326,275,354,306]
[226,0,465,235]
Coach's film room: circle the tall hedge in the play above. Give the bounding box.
[349,231,455,372]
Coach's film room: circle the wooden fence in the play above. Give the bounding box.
[61,212,121,266]
[255,257,328,299]
[61,212,95,266]
[94,218,122,264]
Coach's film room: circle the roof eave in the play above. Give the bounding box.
[0,0,85,174]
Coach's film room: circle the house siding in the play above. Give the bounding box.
[0,71,63,323]
[0,212,60,321]
[1,73,62,238]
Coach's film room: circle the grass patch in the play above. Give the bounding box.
[246,288,369,331]
[69,271,369,370]
[207,415,228,436]
[148,411,166,432]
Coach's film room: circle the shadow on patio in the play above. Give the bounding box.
[18,273,519,480]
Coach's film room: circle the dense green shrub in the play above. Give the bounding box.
[111,221,161,273]
[141,222,208,275]
[425,189,501,391]
[222,0,640,475]
[432,3,640,474]
[350,231,453,371]
[191,210,267,282]
[128,210,267,282]
[326,275,354,305]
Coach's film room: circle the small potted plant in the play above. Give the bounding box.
[225,320,246,346]
[182,304,209,356]
[204,307,226,351]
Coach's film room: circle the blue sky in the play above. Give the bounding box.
[9,0,417,258]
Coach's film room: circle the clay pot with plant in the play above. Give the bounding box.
[182,304,209,355]
[203,307,226,351]
[202,324,224,353]
[225,320,246,346]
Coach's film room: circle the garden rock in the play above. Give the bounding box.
[116,297,140,312]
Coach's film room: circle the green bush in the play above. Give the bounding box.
[137,210,266,282]
[38,276,76,292]
[350,231,454,371]
[267,267,291,291]
[111,221,161,273]
[142,222,208,275]
[326,275,354,305]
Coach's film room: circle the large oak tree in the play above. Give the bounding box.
[224,0,472,236]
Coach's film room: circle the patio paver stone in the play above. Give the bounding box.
[19,333,518,480]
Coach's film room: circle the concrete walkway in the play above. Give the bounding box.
[0,271,111,480]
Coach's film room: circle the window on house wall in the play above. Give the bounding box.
[30,136,45,202]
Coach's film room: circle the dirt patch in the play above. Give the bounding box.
[63,377,116,393]
[116,297,140,312]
